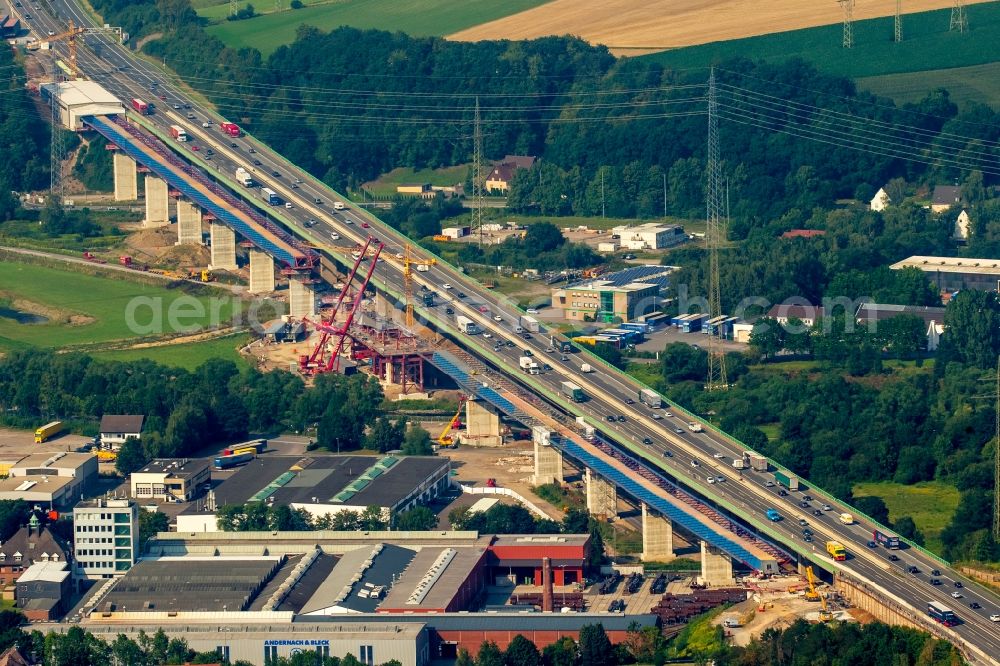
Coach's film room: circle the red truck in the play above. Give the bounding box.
[131,98,150,115]
[220,122,242,137]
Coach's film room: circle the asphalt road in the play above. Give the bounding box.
[19,2,1000,658]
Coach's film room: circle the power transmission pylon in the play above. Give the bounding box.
[49,96,65,199]
[230,0,238,17]
[838,0,855,48]
[705,69,728,392]
[472,97,484,245]
[274,0,284,11]
[894,0,903,42]
[949,0,968,32]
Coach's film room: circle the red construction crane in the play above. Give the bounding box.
[300,237,384,375]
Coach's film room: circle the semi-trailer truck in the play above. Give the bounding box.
[235,167,253,187]
[873,529,900,549]
[774,471,799,491]
[456,315,478,334]
[169,125,188,142]
[131,98,150,115]
[519,356,540,374]
[34,421,64,443]
[261,187,280,205]
[639,388,662,408]
[519,315,540,333]
[561,381,585,402]
[220,122,242,137]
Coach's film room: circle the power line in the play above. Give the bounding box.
[705,68,728,392]
[950,0,968,33]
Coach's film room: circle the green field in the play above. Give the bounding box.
[204,0,552,56]
[858,61,1000,107]
[643,3,1000,82]
[361,164,470,197]
[89,335,249,370]
[853,480,960,555]
[0,262,236,350]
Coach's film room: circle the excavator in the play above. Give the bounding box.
[805,566,834,622]
[436,396,467,448]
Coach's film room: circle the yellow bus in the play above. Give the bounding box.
[34,421,65,443]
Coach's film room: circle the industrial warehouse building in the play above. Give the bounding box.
[129,458,210,502]
[178,454,450,531]
[611,223,686,250]
[40,81,125,131]
[552,266,672,322]
[890,255,1000,293]
[0,452,97,506]
[76,530,639,665]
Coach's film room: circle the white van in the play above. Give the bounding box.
[333,201,346,210]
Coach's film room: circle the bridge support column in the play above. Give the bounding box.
[143,175,170,227]
[585,467,617,520]
[209,222,238,271]
[464,398,502,447]
[532,428,563,485]
[641,502,675,562]
[248,249,276,294]
[175,200,203,246]
[699,540,735,586]
[288,275,316,320]
[113,152,138,201]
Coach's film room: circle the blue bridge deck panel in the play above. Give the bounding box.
[85,115,308,267]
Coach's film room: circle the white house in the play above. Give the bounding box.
[765,304,825,328]
[611,223,686,250]
[99,414,144,451]
[953,209,971,240]
[870,187,890,212]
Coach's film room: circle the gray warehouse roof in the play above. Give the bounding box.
[213,455,448,510]
[299,543,416,615]
[293,612,659,631]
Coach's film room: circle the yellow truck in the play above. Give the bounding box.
[34,421,64,443]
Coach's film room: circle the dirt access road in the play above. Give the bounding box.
[449,0,991,55]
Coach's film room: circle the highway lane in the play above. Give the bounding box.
[30,2,1000,654]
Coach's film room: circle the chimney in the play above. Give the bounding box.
[541,557,553,612]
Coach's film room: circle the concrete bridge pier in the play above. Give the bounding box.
[208,222,237,271]
[463,398,502,447]
[641,502,675,562]
[532,427,563,484]
[288,274,316,319]
[248,249,276,294]
[113,152,138,201]
[175,200,203,246]
[143,175,170,227]
[699,540,735,586]
[585,467,618,520]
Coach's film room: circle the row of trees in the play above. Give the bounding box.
[0,41,49,220]
[0,351,431,476]
[215,503,438,532]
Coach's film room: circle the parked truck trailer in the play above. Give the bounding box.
[34,421,64,443]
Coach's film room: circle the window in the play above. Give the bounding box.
[360,645,374,666]
[216,646,230,662]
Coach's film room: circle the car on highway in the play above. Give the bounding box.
[505,341,514,347]
[888,554,899,561]
[813,509,823,516]
[617,415,626,422]
[954,581,963,588]
[799,500,810,508]
[662,450,673,457]
[285,202,293,209]
[442,283,452,290]
[304,219,317,227]
[778,489,789,497]
[172,103,181,109]
[361,222,371,228]
[205,148,214,155]
[483,332,492,339]
[187,113,196,119]
[765,481,775,487]
[642,437,653,445]
[252,159,262,165]
[521,332,531,339]
[624,398,635,405]
[190,145,200,151]
[664,411,673,417]
[230,142,237,148]
[715,475,724,483]
[867,541,877,548]
[445,307,454,315]
[969,602,981,609]
[930,578,941,585]
[674,427,684,434]
[803,535,813,542]
[822,504,832,511]
[931,569,941,576]
[560,354,569,361]
[202,121,211,128]
[803,494,813,501]
[546,347,556,353]
[990,613,1000,622]
[713,453,724,459]
[951,592,964,599]
[798,518,808,526]
[652,413,662,420]
[330,233,340,241]
[907,565,919,574]
[493,315,502,322]
[707,477,716,484]
[690,459,700,467]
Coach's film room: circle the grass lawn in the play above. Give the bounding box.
[858,61,1000,107]
[204,0,552,56]
[853,480,960,555]
[89,335,249,370]
[0,262,235,351]
[643,3,1000,81]
[757,422,781,441]
[361,164,469,197]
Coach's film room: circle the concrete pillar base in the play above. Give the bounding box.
[641,502,674,562]
[143,175,170,227]
[532,428,563,485]
[289,275,316,320]
[209,223,238,271]
[464,398,502,447]
[113,152,138,201]
[585,467,617,520]
[248,249,276,294]
[699,540,735,586]
[175,200,203,246]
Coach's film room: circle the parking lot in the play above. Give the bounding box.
[0,426,93,460]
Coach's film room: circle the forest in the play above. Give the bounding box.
[0,351,433,475]
[0,41,50,219]
[81,0,1000,239]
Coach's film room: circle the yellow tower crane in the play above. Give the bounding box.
[27,21,125,75]
[384,244,436,328]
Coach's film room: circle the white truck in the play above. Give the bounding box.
[519,315,540,333]
[580,363,593,373]
[639,388,662,409]
[748,453,769,472]
[235,167,253,187]
[732,458,748,470]
[687,421,704,433]
[519,356,540,375]
[333,201,346,210]
[456,315,478,334]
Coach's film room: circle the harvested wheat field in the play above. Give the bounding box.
[449,0,993,55]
